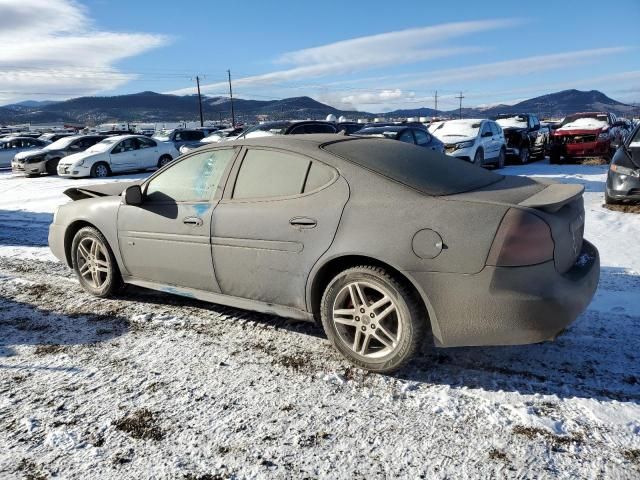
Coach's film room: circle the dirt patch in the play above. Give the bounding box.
[34,344,67,356]
[623,449,640,467]
[25,284,51,296]
[488,448,509,462]
[603,203,640,214]
[114,409,164,441]
[512,425,583,448]
[16,458,47,480]
[579,157,609,165]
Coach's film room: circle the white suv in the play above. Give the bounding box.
[431,119,506,168]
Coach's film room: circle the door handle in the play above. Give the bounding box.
[289,217,317,228]
[183,216,203,226]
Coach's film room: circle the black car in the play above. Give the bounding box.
[11,135,105,176]
[493,114,550,163]
[238,120,338,138]
[605,123,640,204]
[337,122,364,135]
[354,125,445,153]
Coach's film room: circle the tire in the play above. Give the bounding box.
[71,226,122,298]
[519,145,530,164]
[550,148,561,164]
[46,158,60,175]
[496,148,505,169]
[320,265,426,373]
[472,148,484,165]
[157,155,173,168]
[604,191,621,205]
[90,162,110,178]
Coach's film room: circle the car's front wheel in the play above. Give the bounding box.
[496,148,505,169]
[71,226,122,297]
[90,162,110,178]
[472,148,483,165]
[519,145,530,164]
[158,155,173,168]
[320,266,426,373]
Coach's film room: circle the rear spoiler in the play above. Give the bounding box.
[518,183,584,213]
[63,181,138,201]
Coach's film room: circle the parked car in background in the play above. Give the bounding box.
[12,135,105,176]
[336,122,363,135]
[153,129,208,153]
[57,135,176,178]
[550,112,625,164]
[605,123,640,204]
[354,125,445,153]
[179,127,247,154]
[238,120,338,139]
[0,137,49,168]
[49,134,598,372]
[493,113,550,163]
[38,132,75,143]
[431,119,506,168]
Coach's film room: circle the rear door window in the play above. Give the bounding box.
[413,129,431,145]
[398,130,415,144]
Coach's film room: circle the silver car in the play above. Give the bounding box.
[0,137,48,168]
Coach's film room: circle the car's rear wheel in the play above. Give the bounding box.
[604,191,621,205]
[472,148,483,165]
[320,266,426,373]
[71,227,122,297]
[496,148,505,169]
[46,158,60,175]
[519,145,530,164]
[158,155,173,168]
[90,162,110,178]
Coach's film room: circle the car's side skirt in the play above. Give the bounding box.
[122,276,315,322]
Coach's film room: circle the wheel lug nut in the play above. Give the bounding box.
[355,316,360,321]
[361,326,366,331]
[371,324,376,329]
[360,308,365,314]
[370,313,375,318]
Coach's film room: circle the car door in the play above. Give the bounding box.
[135,137,160,167]
[117,147,238,291]
[211,147,349,310]
[109,138,139,172]
[479,122,495,159]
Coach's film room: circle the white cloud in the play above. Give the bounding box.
[168,19,518,96]
[0,0,168,104]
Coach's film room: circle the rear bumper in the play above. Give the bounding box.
[410,240,600,347]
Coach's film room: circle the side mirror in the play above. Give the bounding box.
[123,185,143,206]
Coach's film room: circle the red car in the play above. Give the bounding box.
[550,112,625,164]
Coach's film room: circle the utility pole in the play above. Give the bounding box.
[456,92,465,119]
[196,76,204,127]
[434,90,438,117]
[227,69,236,127]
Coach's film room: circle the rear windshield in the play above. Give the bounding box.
[322,138,502,196]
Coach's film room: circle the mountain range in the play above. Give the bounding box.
[0,89,636,125]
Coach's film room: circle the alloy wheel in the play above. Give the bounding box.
[95,164,109,177]
[77,237,110,289]
[332,281,402,359]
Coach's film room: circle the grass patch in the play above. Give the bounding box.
[512,425,583,449]
[488,448,509,462]
[34,344,66,356]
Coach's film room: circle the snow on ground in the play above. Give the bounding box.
[0,161,639,479]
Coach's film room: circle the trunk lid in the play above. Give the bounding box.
[450,176,585,273]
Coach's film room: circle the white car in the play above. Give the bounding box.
[431,119,506,168]
[0,137,49,168]
[57,135,176,178]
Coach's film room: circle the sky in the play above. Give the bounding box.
[0,0,639,112]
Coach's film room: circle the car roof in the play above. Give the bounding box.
[101,134,143,141]
[0,136,42,141]
[357,125,407,132]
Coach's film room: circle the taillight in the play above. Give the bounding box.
[486,208,554,267]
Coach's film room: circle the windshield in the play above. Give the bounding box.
[432,121,481,139]
[495,116,528,128]
[86,137,119,153]
[560,114,610,129]
[45,136,78,150]
[323,138,501,196]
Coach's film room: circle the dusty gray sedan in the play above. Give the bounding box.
[49,135,599,372]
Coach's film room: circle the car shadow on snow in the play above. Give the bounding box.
[0,296,130,362]
[399,266,640,404]
[0,210,52,248]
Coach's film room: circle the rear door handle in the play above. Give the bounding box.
[289,217,317,228]
[183,216,203,226]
